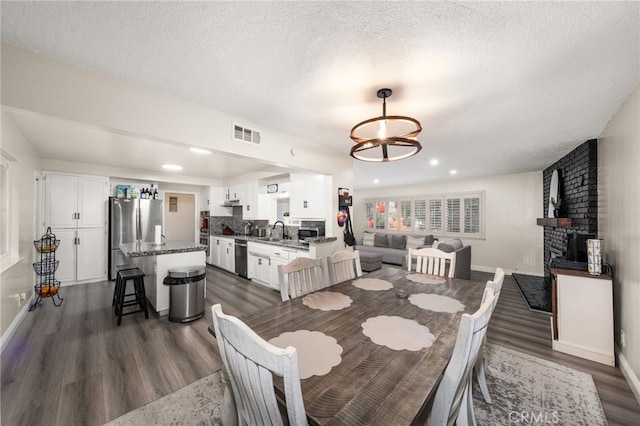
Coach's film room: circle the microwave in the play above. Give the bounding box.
[298,226,325,243]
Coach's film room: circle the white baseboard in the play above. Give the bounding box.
[0,294,34,355]
[617,346,640,404]
[552,340,615,366]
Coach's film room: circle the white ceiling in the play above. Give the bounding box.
[1,1,638,189]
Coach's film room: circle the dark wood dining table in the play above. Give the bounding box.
[237,267,486,425]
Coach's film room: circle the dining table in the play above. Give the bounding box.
[226,267,486,425]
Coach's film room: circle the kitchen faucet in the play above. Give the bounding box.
[272,221,288,240]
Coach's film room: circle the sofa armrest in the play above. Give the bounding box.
[454,245,472,280]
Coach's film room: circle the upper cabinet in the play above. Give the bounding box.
[290,173,330,219]
[45,173,108,228]
[201,186,232,216]
[225,184,244,203]
[243,182,269,220]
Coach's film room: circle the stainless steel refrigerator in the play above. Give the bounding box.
[108,197,163,280]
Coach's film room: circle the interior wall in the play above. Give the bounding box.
[163,192,196,243]
[353,171,543,275]
[0,112,41,337]
[598,82,640,397]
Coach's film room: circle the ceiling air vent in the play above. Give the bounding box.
[233,124,261,145]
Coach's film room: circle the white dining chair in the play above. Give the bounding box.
[278,257,326,301]
[429,288,495,426]
[211,304,307,426]
[408,247,457,278]
[327,250,363,285]
[474,267,505,404]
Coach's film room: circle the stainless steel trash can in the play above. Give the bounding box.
[163,266,206,323]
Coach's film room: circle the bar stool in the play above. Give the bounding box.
[115,267,149,326]
[113,262,139,309]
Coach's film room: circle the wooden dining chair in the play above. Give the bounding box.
[211,304,307,426]
[327,250,363,285]
[429,288,495,426]
[408,247,457,278]
[278,257,326,301]
[474,267,506,404]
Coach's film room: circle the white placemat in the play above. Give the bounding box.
[406,274,447,285]
[352,278,393,291]
[409,293,465,313]
[302,291,353,311]
[269,330,343,379]
[361,315,435,351]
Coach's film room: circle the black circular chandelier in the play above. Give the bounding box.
[349,88,422,162]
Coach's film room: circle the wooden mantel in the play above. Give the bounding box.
[536,218,590,228]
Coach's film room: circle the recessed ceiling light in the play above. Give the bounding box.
[162,164,183,171]
[430,159,439,166]
[190,147,212,154]
[450,169,457,175]
[374,179,380,184]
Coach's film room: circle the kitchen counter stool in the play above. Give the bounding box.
[114,267,149,326]
[113,262,139,309]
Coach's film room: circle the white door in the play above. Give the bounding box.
[46,174,77,228]
[51,228,76,284]
[77,176,107,228]
[76,227,107,281]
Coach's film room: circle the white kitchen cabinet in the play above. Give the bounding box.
[243,182,269,220]
[219,238,236,272]
[202,187,232,216]
[209,236,221,265]
[45,173,108,285]
[290,173,330,219]
[225,184,244,202]
[552,269,614,366]
[46,173,108,228]
[250,255,271,285]
[52,227,107,284]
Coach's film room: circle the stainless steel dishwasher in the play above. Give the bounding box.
[234,239,248,278]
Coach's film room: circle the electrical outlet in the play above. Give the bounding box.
[621,330,626,348]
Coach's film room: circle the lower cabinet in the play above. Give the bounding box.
[53,227,107,284]
[210,236,235,273]
[248,242,309,290]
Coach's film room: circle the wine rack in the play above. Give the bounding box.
[30,227,64,310]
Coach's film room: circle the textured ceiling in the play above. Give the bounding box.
[1,1,638,189]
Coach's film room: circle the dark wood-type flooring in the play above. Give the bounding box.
[1,266,638,425]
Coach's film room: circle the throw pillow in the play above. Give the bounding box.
[432,240,440,249]
[374,233,389,248]
[390,234,406,249]
[406,235,425,250]
[363,232,375,247]
[424,234,435,246]
[436,241,454,253]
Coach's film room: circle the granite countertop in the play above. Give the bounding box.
[120,241,207,258]
[211,234,337,251]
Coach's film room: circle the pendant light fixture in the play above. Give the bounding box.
[349,88,422,162]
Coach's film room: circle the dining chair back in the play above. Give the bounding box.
[408,247,457,278]
[327,250,363,285]
[475,267,506,404]
[429,288,495,426]
[278,257,326,301]
[211,304,307,426]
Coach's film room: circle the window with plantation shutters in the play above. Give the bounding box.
[464,197,480,233]
[428,198,442,232]
[446,198,461,233]
[414,200,426,231]
[362,191,484,239]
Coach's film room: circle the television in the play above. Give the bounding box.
[566,232,596,262]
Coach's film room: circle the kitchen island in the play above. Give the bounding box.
[120,241,207,315]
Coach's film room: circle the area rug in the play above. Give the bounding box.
[104,344,607,425]
[473,343,608,426]
[103,372,224,425]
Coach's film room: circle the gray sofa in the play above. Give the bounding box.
[355,232,472,280]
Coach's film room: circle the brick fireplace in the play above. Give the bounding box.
[541,139,598,280]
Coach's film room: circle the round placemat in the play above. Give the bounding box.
[361,315,435,351]
[302,291,353,311]
[409,293,465,313]
[352,278,393,291]
[269,330,343,379]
